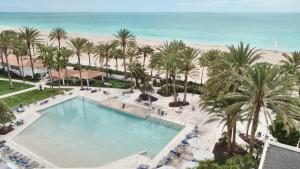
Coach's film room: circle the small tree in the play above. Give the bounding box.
[0,101,15,129]
[270,117,300,146]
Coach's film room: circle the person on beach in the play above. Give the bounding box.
[122,102,125,109]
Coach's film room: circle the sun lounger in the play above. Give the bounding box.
[25,162,39,169]
[15,119,24,126]
[0,140,6,144]
[137,164,149,169]
[91,89,97,93]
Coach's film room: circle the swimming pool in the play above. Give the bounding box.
[13,97,183,167]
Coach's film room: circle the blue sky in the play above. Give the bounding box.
[1,0,300,12]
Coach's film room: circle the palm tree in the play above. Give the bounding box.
[68,37,88,89]
[128,61,145,92]
[158,40,185,102]
[19,26,41,77]
[0,30,18,88]
[49,27,67,51]
[111,48,122,71]
[37,44,56,90]
[199,49,222,84]
[139,45,154,69]
[84,41,94,67]
[126,45,140,66]
[149,52,162,77]
[180,47,200,102]
[200,42,261,155]
[281,52,300,96]
[225,63,300,155]
[60,47,73,85]
[94,44,105,69]
[12,40,28,83]
[114,28,136,73]
[102,42,116,77]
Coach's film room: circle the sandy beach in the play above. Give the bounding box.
[2,26,287,83]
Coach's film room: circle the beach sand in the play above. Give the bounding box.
[2,27,287,83]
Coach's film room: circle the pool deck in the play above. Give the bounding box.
[0,86,224,169]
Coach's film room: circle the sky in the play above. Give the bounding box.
[0,0,300,12]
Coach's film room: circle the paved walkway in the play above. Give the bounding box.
[0,78,38,99]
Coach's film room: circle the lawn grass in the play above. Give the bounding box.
[1,88,72,108]
[0,80,33,96]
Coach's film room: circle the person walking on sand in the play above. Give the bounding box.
[122,102,125,109]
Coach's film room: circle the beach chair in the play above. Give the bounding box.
[137,164,149,169]
[16,119,24,126]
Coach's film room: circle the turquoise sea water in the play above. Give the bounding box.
[0,12,299,51]
[13,97,181,167]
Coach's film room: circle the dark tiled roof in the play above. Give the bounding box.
[263,144,300,169]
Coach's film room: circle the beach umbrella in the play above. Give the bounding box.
[158,165,176,169]
[193,149,214,161]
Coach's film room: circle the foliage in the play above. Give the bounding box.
[269,117,300,146]
[0,101,15,127]
[195,155,258,169]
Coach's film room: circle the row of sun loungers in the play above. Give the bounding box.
[0,142,42,169]
[156,129,199,168]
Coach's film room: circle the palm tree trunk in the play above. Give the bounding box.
[88,53,91,67]
[4,51,13,88]
[200,66,204,85]
[16,56,23,81]
[172,74,177,102]
[47,67,53,91]
[0,50,5,71]
[227,117,233,156]
[77,53,83,89]
[57,65,61,93]
[233,123,237,144]
[130,73,133,92]
[250,104,261,155]
[65,69,69,86]
[20,56,25,83]
[106,55,109,78]
[115,58,118,71]
[27,43,35,77]
[143,54,146,69]
[165,70,169,95]
[135,77,139,88]
[122,45,127,73]
[183,71,188,102]
[150,68,153,77]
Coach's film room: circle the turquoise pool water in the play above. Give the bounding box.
[13,97,182,167]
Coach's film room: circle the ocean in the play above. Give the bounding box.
[0,12,299,51]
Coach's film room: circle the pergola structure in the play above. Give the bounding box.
[70,70,105,86]
[52,70,105,86]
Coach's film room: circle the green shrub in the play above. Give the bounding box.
[269,117,300,146]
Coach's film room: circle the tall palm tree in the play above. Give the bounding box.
[19,26,41,77]
[158,40,185,102]
[37,44,56,90]
[113,28,135,73]
[12,40,28,83]
[128,61,145,92]
[180,47,200,102]
[68,37,88,89]
[111,48,122,71]
[102,42,116,77]
[0,30,18,88]
[200,42,261,155]
[84,41,94,67]
[49,27,67,50]
[281,52,300,96]
[60,47,73,85]
[139,45,154,69]
[94,44,105,69]
[199,49,222,84]
[126,45,140,66]
[225,63,300,155]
